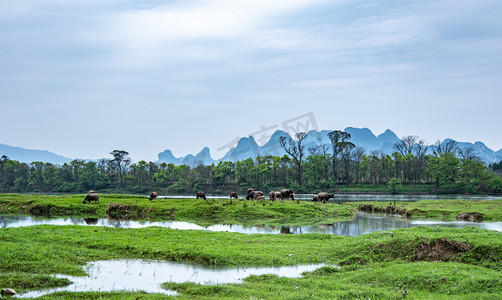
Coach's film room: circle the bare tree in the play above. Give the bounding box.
[393,135,418,156]
[308,138,329,156]
[458,146,478,160]
[280,132,307,184]
[434,139,458,156]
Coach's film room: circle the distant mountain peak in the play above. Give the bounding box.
[155,127,500,165]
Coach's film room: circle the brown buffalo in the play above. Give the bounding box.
[269,191,277,201]
[245,188,257,200]
[280,189,295,200]
[312,195,319,202]
[318,192,335,203]
[149,192,158,201]
[246,190,264,200]
[229,192,238,199]
[83,192,99,204]
[196,191,206,200]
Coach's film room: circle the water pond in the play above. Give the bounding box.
[2,212,501,236]
[16,260,326,298]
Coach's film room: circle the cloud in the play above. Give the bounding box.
[95,0,330,50]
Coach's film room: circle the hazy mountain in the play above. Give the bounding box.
[0,143,72,165]
[157,127,502,165]
[220,136,261,162]
[157,149,182,165]
[158,147,216,167]
[3,127,500,166]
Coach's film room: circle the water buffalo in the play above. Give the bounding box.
[246,190,264,200]
[83,192,99,204]
[149,192,158,201]
[312,195,319,202]
[229,192,238,199]
[280,189,295,200]
[269,191,277,201]
[196,191,206,200]
[318,192,335,203]
[245,188,256,200]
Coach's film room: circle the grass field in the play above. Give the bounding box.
[1,193,501,299]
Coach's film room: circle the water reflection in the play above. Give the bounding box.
[2,213,501,236]
[17,260,326,298]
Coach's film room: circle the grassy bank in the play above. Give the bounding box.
[0,225,501,298]
[336,183,434,194]
[0,193,355,226]
[354,199,502,221]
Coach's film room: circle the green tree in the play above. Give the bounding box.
[328,130,354,184]
[280,132,307,185]
[110,150,131,189]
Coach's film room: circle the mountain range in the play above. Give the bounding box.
[158,127,502,166]
[2,128,501,165]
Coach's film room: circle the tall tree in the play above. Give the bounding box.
[393,135,418,156]
[110,150,131,189]
[433,139,458,156]
[328,130,354,184]
[280,132,307,185]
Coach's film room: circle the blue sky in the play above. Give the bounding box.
[1,0,501,162]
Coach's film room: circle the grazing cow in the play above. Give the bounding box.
[318,192,335,203]
[196,191,206,200]
[245,188,256,200]
[246,190,264,200]
[83,192,99,204]
[280,189,295,200]
[149,192,158,201]
[229,192,238,199]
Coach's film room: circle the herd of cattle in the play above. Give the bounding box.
[195,188,335,203]
[82,189,335,204]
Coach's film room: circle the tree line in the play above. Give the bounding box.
[1,132,501,195]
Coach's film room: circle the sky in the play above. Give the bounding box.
[1,0,501,162]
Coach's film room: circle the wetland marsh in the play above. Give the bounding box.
[1,193,501,299]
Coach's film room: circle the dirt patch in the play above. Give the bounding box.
[27,204,52,216]
[358,204,414,217]
[457,212,484,222]
[413,238,473,262]
[106,202,132,219]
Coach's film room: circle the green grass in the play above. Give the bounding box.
[0,225,501,298]
[0,193,355,226]
[2,193,502,299]
[354,199,502,221]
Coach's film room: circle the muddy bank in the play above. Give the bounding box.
[357,203,485,221]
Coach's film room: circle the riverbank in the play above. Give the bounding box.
[0,193,355,226]
[355,199,502,221]
[2,193,502,299]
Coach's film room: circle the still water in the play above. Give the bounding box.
[17,260,326,298]
[2,212,501,236]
